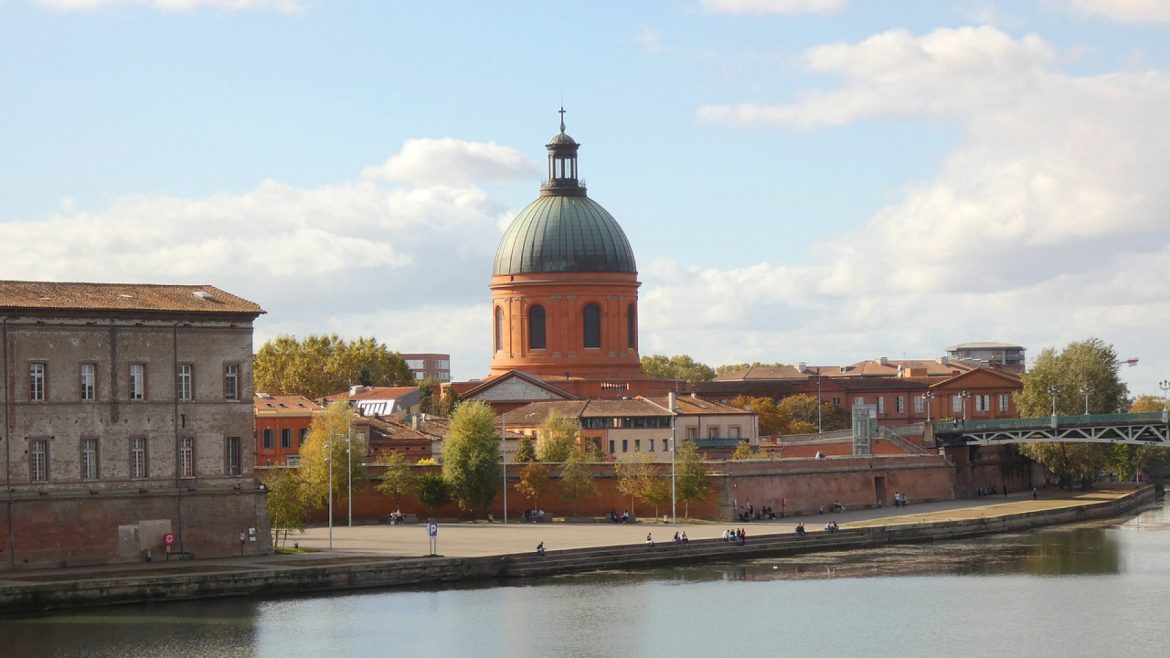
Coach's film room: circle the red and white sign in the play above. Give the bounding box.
[163,531,175,546]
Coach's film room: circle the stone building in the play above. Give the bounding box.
[0,281,270,569]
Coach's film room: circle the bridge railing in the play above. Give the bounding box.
[933,412,1166,435]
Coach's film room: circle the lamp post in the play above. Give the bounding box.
[333,432,353,527]
[816,375,823,434]
[960,390,970,421]
[669,392,677,526]
[1159,380,1169,422]
[325,441,333,550]
[922,391,935,424]
[501,417,508,525]
[1047,384,1060,417]
[1080,385,1091,415]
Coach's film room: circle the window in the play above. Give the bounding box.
[729,426,740,439]
[854,396,864,407]
[223,364,239,401]
[262,429,275,449]
[405,359,424,370]
[435,359,450,370]
[528,305,546,349]
[299,428,309,447]
[281,428,292,449]
[634,439,641,452]
[708,427,720,439]
[30,362,46,401]
[686,427,697,440]
[876,397,886,413]
[621,439,628,453]
[609,439,615,455]
[895,396,905,414]
[226,437,241,476]
[831,397,841,406]
[129,364,145,401]
[131,437,148,479]
[30,438,49,482]
[952,395,964,414]
[999,393,1011,413]
[583,303,601,349]
[494,306,503,352]
[975,394,991,412]
[179,437,194,478]
[662,438,669,452]
[82,438,99,480]
[914,395,926,414]
[80,363,96,401]
[648,439,655,452]
[177,363,193,401]
[627,303,636,349]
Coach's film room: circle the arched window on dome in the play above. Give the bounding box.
[494,306,503,353]
[583,303,601,349]
[529,305,546,350]
[627,303,636,349]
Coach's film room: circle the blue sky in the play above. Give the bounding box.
[3,0,1170,394]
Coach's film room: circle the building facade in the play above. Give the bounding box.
[255,394,321,467]
[0,281,271,569]
[401,353,451,383]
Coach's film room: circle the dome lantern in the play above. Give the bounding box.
[541,107,586,197]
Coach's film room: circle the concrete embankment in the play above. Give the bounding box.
[0,486,1156,613]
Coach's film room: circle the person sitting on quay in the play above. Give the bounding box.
[536,542,546,556]
[646,532,655,548]
[831,500,846,513]
[681,531,689,545]
[795,523,806,536]
[673,531,682,544]
[621,510,631,523]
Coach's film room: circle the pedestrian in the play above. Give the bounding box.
[681,531,689,544]
[781,496,788,518]
[1032,487,1038,500]
[646,532,654,548]
[537,541,545,556]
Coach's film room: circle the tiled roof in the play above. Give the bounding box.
[254,394,321,413]
[325,386,418,401]
[0,280,263,315]
[714,366,806,381]
[644,395,754,416]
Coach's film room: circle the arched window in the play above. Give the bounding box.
[494,306,503,352]
[583,303,601,349]
[627,303,636,349]
[529,305,546,350]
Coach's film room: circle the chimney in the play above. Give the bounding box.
[798,362,806,372]
[668,391,676,413]
[412,414,419,431]
[939,356,950,366]
[879,357,888,366]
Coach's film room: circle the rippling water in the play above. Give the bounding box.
[4,501,1169,658]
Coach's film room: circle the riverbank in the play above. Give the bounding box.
[0,486,1155,613]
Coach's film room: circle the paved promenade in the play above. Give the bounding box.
[0,488,1138,591]
[292,488,1133,558]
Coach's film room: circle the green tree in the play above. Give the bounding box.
[441,401,501,515]
[437,388,462,416]
[558,447,596,517]
[297,402,368,508]
[675,440,709,518]
[1015,338,1129,487]
[375,450,415,510]
[615,452,661,519]
[1115,395,1170,482]
[714,361,790,376]
[514,460,553,511]
[536,411,579,462]
[514,435,536,464]
[264,469,309,549]
[416,473,450,513]
[418,379,437,414]
[640,354,716,382]
[733,395,790,436]
[1129,395,1164,413]
[731,441,756,460]
[254,333,413,399]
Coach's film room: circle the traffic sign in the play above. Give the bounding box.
[427,522,438,537]
[163,531,175,546]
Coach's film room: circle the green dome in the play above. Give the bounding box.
[493,195,637,275]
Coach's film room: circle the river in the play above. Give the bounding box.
[3,500,1168,657]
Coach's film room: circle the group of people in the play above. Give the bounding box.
[386,510,406,525]
[522,508,546,522]
[672,531,689,544]
[722,528,748,545]
[830,500,846,513]
[975,485,1004,496]
[893,492,909,507]
[795,523,807,536]
[609,510,632,524]
[825,520,840,533]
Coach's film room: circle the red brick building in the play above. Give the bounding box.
[254,394,320,467]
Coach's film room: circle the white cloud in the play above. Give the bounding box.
[700,0,845,14]
[37,0,303,10]
[362,138,535,187]
[0,140,520,379]
[1057,0,1170,23]
[683,26,1170,391]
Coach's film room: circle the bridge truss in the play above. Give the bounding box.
[933,412,1170,448]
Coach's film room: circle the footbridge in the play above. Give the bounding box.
[933,412,1170,448]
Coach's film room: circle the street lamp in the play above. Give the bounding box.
[333,433,353,527]
[1080,385,1091,415]
[1159,380,1170,422]
[669,392,677,526]
[324,441,333,550]
[1047,384,1060,417]
[922,391,935,424]
[960,390,970,421]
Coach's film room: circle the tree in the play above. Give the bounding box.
[675,440,709,518]
[418,379,437,415]
[536,411,579,462]
[375,450,415,511]
[640,354,716,382]
[514,435,536,464]
[514,460,553,512]
[254,333,414,399]
[731,441,756,460]
[1115,395,1170,482]
[733,395,790,436]
[1015,338,1129,487]
[1129,395,1164,413]
[558,447,596,517]
[297,402,368,508]
[265,469,309,549]
[440,401,501,514]
[416,473,450,513]
[715,361,790,376]
[437,388,462,416]
[615,452,663,519]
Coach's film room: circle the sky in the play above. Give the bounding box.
[3,0,1170,395]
